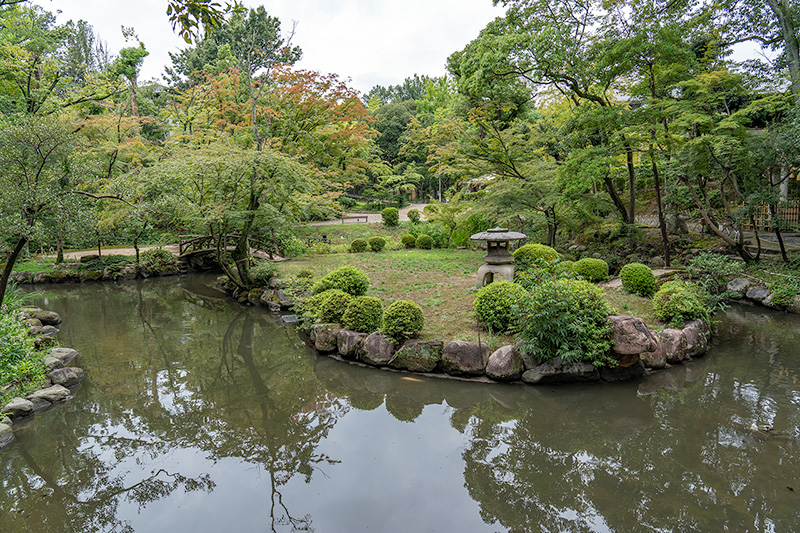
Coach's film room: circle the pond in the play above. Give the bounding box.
[2,274,800,532]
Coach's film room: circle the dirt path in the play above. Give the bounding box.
[309,203,429,226]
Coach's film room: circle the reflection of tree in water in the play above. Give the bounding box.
[3,278,346,532]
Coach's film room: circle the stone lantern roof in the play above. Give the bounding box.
[469,227,527,242]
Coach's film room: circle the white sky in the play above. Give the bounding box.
[33,0,506,94]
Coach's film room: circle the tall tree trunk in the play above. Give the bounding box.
[56,229,64,264]
[650,153,671,267]
[0,236,28,307]
[603,177,630,224]
[769,202,789,262]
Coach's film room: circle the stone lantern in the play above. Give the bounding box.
[470,227,527,287]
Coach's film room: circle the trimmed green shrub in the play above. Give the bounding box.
[513,243,561,267]
[382,207,399,227]
[415,234,434,249]
[312,266,369,296]
[652,280,709,326]
[350,238,368,253]
[382,300,424,340]
[368,236,386,252]
[407,209,421,223]
[407,222,448,248]
[517,278,614,367]
[572,257,609,282]
[314,289,354,323]
[474,281,529,333]
[342,296,383,333]
[401,234,416,248]
[619,263,656,297]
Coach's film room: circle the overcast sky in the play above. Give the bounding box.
[33,0,506,94]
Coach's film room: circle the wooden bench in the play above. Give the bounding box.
[342,215,369,224]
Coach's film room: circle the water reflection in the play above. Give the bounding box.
[2,276,799,532]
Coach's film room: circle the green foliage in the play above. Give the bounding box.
[368,236,386,252]
[0,310,45,404]
[250,261,278,287]
[619,263,657,297]
[687,252,743,294]
[341,296,383,333]
[517,278,614,367]
[513,244,561,267]
[381,207,399,227]
[572,258,609,282]
[382,299,424,341]
[769,283,800,307]
[314,289,354,323]
[338,196,356,209]
[77,255,133,273]
[473,281,528,333]
[407,222,448,247]
[312,266,369,296]
[407,209,421,223]
[308,243,333,255]
[350,238,368,253]
[653,281,710,326]
[140,249,179,271]
[401,234,416,248]
[415,234,434,249]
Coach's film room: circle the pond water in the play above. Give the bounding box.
[2,274,800,532]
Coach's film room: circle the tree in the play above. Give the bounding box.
[0,115,79,304]
[111,28,149,121]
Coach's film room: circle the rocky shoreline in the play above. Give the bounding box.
[1,308,85,450]
[9,261,184,285]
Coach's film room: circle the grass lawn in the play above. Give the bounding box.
[279,248,503,344]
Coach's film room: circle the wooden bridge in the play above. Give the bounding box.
[178,234,275,261]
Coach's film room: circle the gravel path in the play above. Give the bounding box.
[309,203,429,226]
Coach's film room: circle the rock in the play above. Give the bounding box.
[665,213,689,235]
[281,314,300,325]
[27,384,70,404]
[390,340,443,372]
[4,398,34,419]
[50,347,78,366]
[44,356,63,372]
[440,341,490,376]
[22,308,62,326]
[79,270,103,282]
[275,289,293,309]
[568,244,587,252]
[0,423,13,449]
[311,324,341,353]
[608,315,658,356]
[48,367,85,388]
[727,278,750,298]
[269,277,287,289]
[118,263,138,280]
[659,328,687,364]
[337,329,366,360]
[28,325,45,336]
[35,336,57,350]
[592,252,603,259]
[24,318,42,328]
[266,301,281,313]
[248,288,265,305]
[33,272,52,283]
[600,360,646,381]
[649,256,665,268]
[789,295,800,315]
[762,293,782,310]
[485,345,525,381]
[746,286,769,302]
[522,361,600,384]
[640,338,666,369]
[40,325,59,337]
[683,319,709,357]
[359,332,396,366]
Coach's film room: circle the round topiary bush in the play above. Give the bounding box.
[619,262,656,297]
[473,281,529,333]
[368,236,386,252]
[517,278,614,367]
[382,299,424,340]
[382,207,399,227]
[415,234,434,249]
[652,280,709,326]
[350,238,368,253]
[513,243,561,267]
[314,289,354,323]
[312,266,369,296]
[572,257,609,282]
[407,209,421,223]
[341,296,383,333]
[401,234,416,248]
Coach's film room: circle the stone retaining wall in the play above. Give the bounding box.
[10,263,184,285]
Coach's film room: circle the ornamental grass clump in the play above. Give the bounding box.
[572,257,609,282]
[513,243,561,268]
[473,281,529,333]
[342,296,383,333]
[382,300,424,341]
[401,234,416,248]
[312,266,369,297]
[516,278,615,367]
[314,289,354,323]
[652,280,709,326]
[619,262,656,297]
[350,238,368,253]
[368,236,386,252]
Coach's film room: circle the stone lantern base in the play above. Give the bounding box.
[476,263,515,288]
